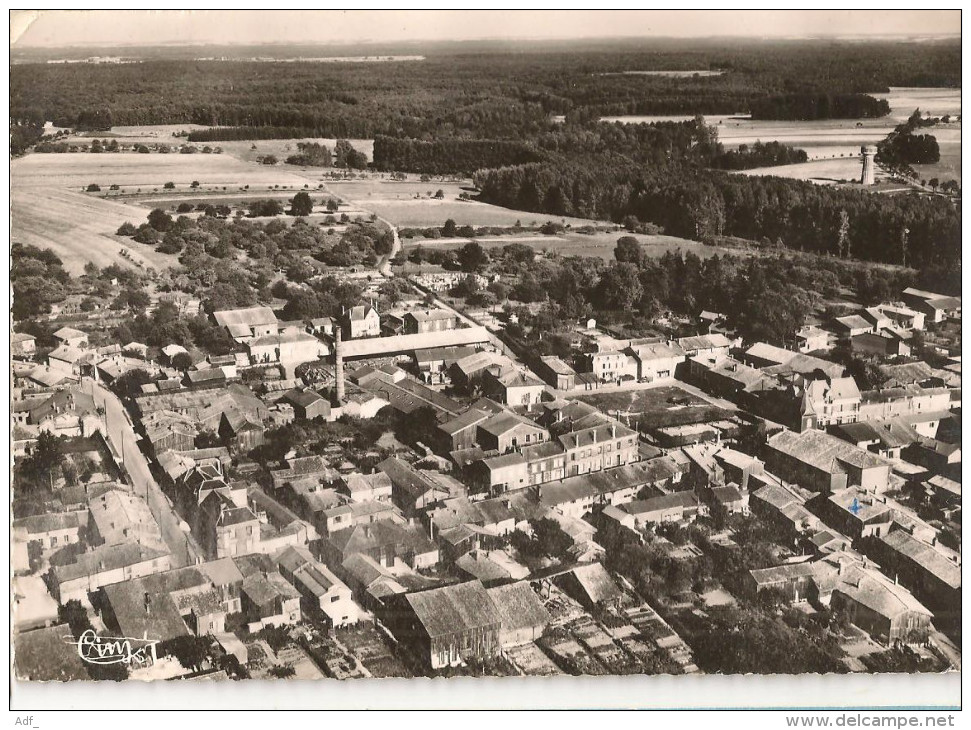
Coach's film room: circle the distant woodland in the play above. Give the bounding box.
[10,39,961,285]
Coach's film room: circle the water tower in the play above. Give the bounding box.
[860,145,878,186]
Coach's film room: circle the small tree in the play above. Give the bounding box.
[86,183,101,192]
[147,208,174,232]
[290,191,313,216]
[441,218,458,237]
[116,221,137,236]
[171,352,193,370]
[163,181,175,190]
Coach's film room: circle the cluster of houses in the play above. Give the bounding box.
[11,277,962,678]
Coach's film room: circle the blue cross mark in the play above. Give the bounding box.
[849,497,861,515]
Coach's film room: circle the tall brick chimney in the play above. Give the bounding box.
[334,328,345,405]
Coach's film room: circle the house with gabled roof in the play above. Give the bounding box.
[213,306,279,342]
[274,545,359,628]
[342,304,380,339]
[52,326,89,349]
[476,411,548,453]
[386,580,502,669]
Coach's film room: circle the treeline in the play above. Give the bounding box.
[749,93,890,120]
[710,141,808,170]
[12,40,958,138]
[188,126,341,142]
[473,156,961,285]
[372,136,546,175]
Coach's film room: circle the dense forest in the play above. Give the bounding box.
[372,136,546,176]
[12,39,959,135]
[749,93,890,120]
[472,114,960,289]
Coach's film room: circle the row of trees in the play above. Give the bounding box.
[710,140,808,170]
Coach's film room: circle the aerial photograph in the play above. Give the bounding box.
[8,9,961,708]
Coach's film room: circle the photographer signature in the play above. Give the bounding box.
[64,629,160,666]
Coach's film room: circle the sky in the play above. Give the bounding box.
[10,10,961,48]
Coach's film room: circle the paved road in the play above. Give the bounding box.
[82,377,199,567]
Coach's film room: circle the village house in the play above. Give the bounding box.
[829,562,933,645]
[342,304,381,339]
[322,519,440,572]
[340,471,393,503]
[522,441,568,486]
[280,389,332,421]
[763,429,892,494]
[901,288,961,324]
[747,562,819,603]
[379,456,459,516]
[834,314,875,339]
[25,387,99,437]
[557,421,639,477]
[449,351,509,391]
[831,419,922,461]
[218,408,266,451]
[677,333,732,359]
[555,563,623,611]
[47,345,89,376]
[587,350,636,382]
[749,481,821,536]
[482,369,546,406]
[476,411,549,453]
[213,306,279,343]
[11,332,36,358]
[795,326,831,353]
[240,570,303,630]
[52,326,89,349]
[535,356,578,391]
[437,408,492,453]
[487,581,550,647]
[87,488,165,550]
[819,488,894,540]
[13,512,82,556]
[52,542,172,603]
[877,303,925,331]
[386,580,502,670]
[412,345,476,384]
[871,530,961,613]
[403,309,458,335]
[471,452,528,495]
[627,342,685,382]
[622,491,703,526]
[857,385,952,422]
[274,546,360,628]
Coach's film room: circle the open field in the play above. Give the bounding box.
[402,229,743,261]
[12,151,314,189]
[576,385,733,429]
[334,194,601,228]
[603,87,961,170]
[10,152,314,273]
[10,186,178,274]
[60,124,374,163]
